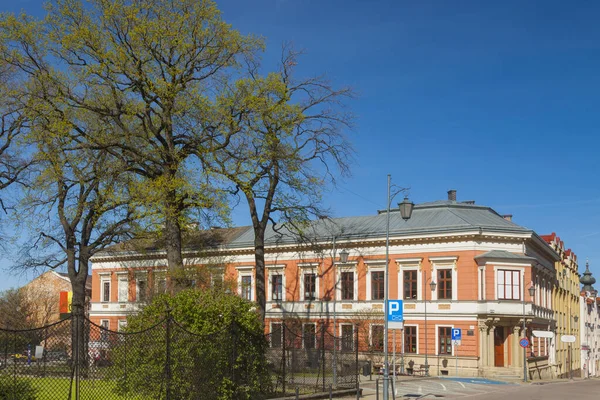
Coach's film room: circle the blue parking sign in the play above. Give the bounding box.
[387,300,403,329]
[451,328,462,341]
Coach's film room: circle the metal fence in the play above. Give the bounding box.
[0,314,359,399]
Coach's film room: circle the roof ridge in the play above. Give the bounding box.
[445,207,473,226]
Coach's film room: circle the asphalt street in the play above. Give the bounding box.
[340,377,600,399]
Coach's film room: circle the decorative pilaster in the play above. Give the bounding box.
[513,326,521,368]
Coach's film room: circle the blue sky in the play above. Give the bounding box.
[2,0,600,289]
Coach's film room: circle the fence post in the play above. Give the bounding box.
[165,307,172,400]
[355,323,360,400]
[282,323,287,396]
[73,304,82,400]
[321,322,326,393]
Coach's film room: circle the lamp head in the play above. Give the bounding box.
[429,280,437,292]
[399,196,414,221]
[339,249,349,263]
[528,285,536,297]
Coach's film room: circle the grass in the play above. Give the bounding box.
[26,377,145,400]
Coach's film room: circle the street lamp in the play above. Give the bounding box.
[331,240,349,387]
[523,284,536,382]
[383,175,414,400]
[424,278,436,376]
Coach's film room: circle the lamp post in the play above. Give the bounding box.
[424,275,436,376]
[570,314,579,380]
[382,175,414,400]
[523,284,536,382]
[331,238,349,387]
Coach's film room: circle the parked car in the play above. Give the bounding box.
[45,350,68,361]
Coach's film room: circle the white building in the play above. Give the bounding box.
[579,263,599,378]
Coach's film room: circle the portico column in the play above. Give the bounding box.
[479,324,487,368]
[489,325,496,367]
[513,326,521,368]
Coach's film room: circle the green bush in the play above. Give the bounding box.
[0,377,37,400]
[110,289,272,400]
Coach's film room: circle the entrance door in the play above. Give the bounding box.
[494,328,505,367]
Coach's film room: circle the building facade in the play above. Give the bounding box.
[89,191,564,379]
[542,233,581,378]
[21,271,92,326]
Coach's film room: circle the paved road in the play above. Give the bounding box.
[463,379,600,400]
[340,377,600,399]
[354,377,518,399]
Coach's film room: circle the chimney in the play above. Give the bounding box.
[503,214,513,222]
[447,190,457,201]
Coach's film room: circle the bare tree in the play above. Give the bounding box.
[204,48,354,323]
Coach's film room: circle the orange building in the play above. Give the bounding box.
[89,190,561,378]
[21,271,92,325]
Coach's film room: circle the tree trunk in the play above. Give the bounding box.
[253,226,266,327]
[69,258,89,379]
[164,188,184,291]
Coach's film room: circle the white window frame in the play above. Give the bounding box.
[396,258,422,301]
[236,266,254,301]
[403,324,419,354]
[299,263,319,302]
[100,273,111,303]
[365,261,386,301]
[302,322,317,349]
[336,262,358,301]
[267,265,286,302]
[496,269,521,300]
[117,273,129,303]
[135,271,148,303]
[210,268,224,288]
[100,319,109,330]
[118,320,127,332]
[370,323,384,349]
[435,324,455,356]
[430,257,458,301]
[492,265,526,301]
[270,322,283,348]
[154,271,167,294]
[339,323,355,351]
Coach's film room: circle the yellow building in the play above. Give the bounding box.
[543,233,581,378]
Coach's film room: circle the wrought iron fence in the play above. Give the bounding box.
[0,314,359,399]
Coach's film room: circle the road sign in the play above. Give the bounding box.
[387,300,404,329]
[452,340,461,346]
[532,330,554,338]
[451,328,462,341]
[561,335,576,343]
[519,338,530,348]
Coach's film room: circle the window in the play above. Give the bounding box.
[241,275,252,301]
[118,320,127,332]
[155,276,167,294]
[100,320,109,341]
[371,271,385,300]
[438,269,452,300]
[372,325,384,351]
[271,323,282,348]
[438,327,452,355]
[403,270,417,300]
[497,270,520,300]
[137,278,147,302]
[118,275,128,302]
[303,324,316,349]
[341,324,354,351]
[341,271,354,300]
[271,274,283,301]
[404,326,417,353]
[211,271,224,289]
[102,280,110,302]
[304,273,317,301]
